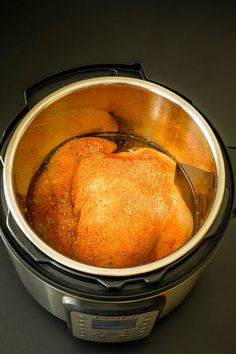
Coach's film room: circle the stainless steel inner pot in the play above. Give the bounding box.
[3,76,225,277]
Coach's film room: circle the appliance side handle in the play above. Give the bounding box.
[5,209,51,263]
[95,267,169,290]
[25,62,148,108]
[0,106,28,166]
[227,147,236,218]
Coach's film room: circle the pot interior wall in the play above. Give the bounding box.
[13,82,216,227]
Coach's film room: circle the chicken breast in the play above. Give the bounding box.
[26,137,116,257]
[27,137,193,267]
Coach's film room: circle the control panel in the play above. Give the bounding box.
[63,295,165,343]
[70,309,159,342]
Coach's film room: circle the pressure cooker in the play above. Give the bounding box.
[0,63,235,343]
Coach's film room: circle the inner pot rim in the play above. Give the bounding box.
[3,76,226,277]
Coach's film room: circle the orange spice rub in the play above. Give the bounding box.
[26,137,193,268]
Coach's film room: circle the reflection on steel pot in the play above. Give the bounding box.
[0,63,235,343]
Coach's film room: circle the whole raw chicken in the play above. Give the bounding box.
[27,137,193,268]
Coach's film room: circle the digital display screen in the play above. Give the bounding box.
[92,319,137,330]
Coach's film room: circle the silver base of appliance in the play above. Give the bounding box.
[6,241,204,342]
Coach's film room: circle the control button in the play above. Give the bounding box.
[77,332,87,337]
[78,327,86,331]
[77,315,85,319]
[98,334,105,338]
[140,325,149,330]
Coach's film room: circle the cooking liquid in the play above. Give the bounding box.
[26,132,199,234]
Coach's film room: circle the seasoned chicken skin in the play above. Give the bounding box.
[26,137,193,268]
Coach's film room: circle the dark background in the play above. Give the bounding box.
[0,1,236,353]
